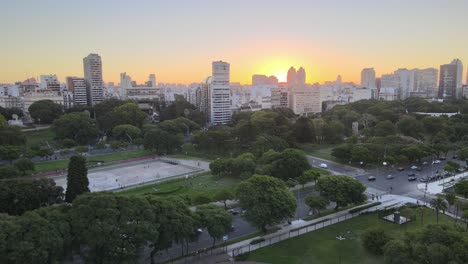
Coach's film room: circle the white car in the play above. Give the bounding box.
[410,166,418,170]
[433,160,441,164]
[319,163,328,169]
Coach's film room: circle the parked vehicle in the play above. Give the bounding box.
[410,165,418,170]
[368,176,376,181]
[319,163,328,169]
[433,160,441,164]
[386,175,394,179]
[397,167,405,171]
[407,173,416,177]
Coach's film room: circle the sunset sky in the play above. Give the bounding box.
[2,0,468,85]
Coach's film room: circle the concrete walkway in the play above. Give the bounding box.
[417,171,468,195]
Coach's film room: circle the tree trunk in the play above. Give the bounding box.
[212,238,216,248]
[436,211,439,224]
[223,201,227,210]
[150,249,156,264]
[455,205,459,225]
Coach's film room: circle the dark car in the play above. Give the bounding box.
[408,176,417,181]
[416,167,422,171]
[368,176,376,181]
[397,167,405,171]
[452,155,458,159]
[440,156,447,160]
[407,173,416,177]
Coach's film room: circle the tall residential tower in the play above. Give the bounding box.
[210,61,231,125]
[83,53,104,105]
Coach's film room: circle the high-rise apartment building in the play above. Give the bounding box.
[196,77,212,121]
[414,68,438,97]
[288,67,320,115]
[66,77,88,105]
[439,59,463,99]
[210,61,231,125]
[148,74,156,87]
[394,69,415,100]
[360,68,376,89]
[83,53,104,105]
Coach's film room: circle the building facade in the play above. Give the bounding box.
[210,61,231,125]
[83,53,104,105]
[66,77,88,105]
[439,59,463,99]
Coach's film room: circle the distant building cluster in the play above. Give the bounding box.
[1,55,467,125]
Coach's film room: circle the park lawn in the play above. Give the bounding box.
[34,149,153,173]
[23,128,58,149]
[244,207,458,264]
[301,144,338,162]
[117,172,241,199]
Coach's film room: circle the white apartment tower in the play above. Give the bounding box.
[361,68,376,89]
[83,53,104,105]
[148,74,156,87]
[210,61,231,125]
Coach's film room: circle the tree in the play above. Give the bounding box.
[28,99,63,124]
[112,124,142,142]
[331,144,352,162]
[268,149,311,181]
[298,169,320,188]
[459,147,468,166]
[0,126,25,146]
[455,180,468,198]
[14,158,35,175]
[373,120,396,137]
[383,224,468,264]
[112,102,148,128]
[69,193,158,263]
[292,116,314,143]
[0,178,63,215]
[146,197,198,263]
[144,128,183,154]
[65,156,89,203]
[351,145,371,163]
[52,112,100,145]
[236,175,296,232]
[361,227,391,255]
[196,204,232,247]
[430,196,448,223]
[0,114,6,127]
[304,195,328,215]
[213,189,234,209]
[0,145,21,164]
[396,116,425,139]
[0,165,20,179]
[463,209,468,231]
[192,193,212,205]
[316,176,366,209]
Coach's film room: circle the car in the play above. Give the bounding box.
[228,209,239,215]
[407,173,416,176]
[410,165,418,170]
[397,167,405,171]
[452,155,458,159]
[458,167,466,172]
[319,163,328,169]
[422,161,428,165]
[386,175,394,179]
[440,156,447,160]
[433,160,441,164]
[420,177,429,182]
[408,176,417,181]
[367,176,376,181]
[196,228,203,234]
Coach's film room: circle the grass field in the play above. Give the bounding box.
[34,149,153,173]
[301,144,338,162]
[23,128,58,149]
[117,172,241,199]
[243,207,459,264]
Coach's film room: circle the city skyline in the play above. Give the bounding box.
[2,0,468,85]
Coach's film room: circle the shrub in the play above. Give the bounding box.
[361,227,391,255]
[74,146,89,153]
[191,193,212,205]
[94,142,107,149]
[62,138,76,148]
[249,238,265,245]
[0,165,20,179]
[349,202,381,214]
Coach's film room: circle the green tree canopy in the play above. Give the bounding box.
[52,112,100,145]
[65,156,89,203]
[316,176,366,209]
[28,99,63,124]
[304,195,328,215]
[236,175,296,232]
[195,204,232,247]
[112,124,142,142]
